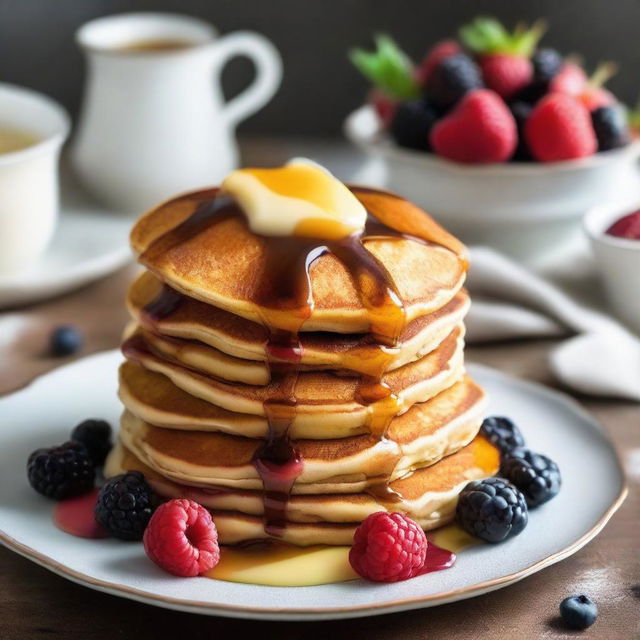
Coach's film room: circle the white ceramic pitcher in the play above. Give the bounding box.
[71,13,282,213]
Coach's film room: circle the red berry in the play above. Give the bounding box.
[579,87,615,112]
[416,40,461,86]
[480,54,533,100]
[550,63,588,96]
[370,89,397,128]
[525,93,597,162]
[606,211,640,240]
[349,512,428,582]
[143,499,220,577]
[430,89,517,163]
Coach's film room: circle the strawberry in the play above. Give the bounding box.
[350,35,420,126]
[577,63,618,112]
[415,40,461,86]
[549,62,587,95]
[460,17,546,100]
[430,89,517,163]
[525,93,597,162]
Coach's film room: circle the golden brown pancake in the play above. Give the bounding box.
[106,436,499,545]
[130,188,467,333]
[121,325,466,431]
[128,271,471,379]
[117,375,487,493]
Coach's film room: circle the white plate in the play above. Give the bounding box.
[0,177,134,308]
[0,351,626,620]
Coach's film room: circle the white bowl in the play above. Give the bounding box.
[0,83,70,274]
[584,201,640,334]
[344,105,640,260]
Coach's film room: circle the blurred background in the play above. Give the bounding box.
[1,0,640,137]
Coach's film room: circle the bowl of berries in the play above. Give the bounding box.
[345,18,640,259]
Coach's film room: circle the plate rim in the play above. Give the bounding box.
[0,355,629,619]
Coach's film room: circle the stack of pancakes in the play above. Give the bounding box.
[106,182,499,546]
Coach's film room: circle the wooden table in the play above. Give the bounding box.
[1,265,638,640]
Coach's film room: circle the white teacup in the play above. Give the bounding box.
[0,84,69,275]
[71,12,282,213]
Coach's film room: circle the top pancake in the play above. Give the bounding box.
[130,187,468,333]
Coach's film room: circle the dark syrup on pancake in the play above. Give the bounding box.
[136,187,457,533]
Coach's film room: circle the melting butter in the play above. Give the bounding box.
[222,160,367,239]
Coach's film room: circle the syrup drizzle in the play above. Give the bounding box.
[136,187,462,534]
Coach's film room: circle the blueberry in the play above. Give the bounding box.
[532,48,563,83]
[424,53,483,111]
[592,105,631,152]
[560,595,598,629]
[510,101,534,161]
[501,447,561,507]
[50,325,83,357]
[480,416,525,454]
[389,99,438,151]
[456,477,528,543]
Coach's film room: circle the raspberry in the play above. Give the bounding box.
[71,419,112,467]
[349,512,428,582]
[525,93,597,162]
[27,441,95,500]
[430,89,517,163]
[95,471,154,540]
[143,499,220,577]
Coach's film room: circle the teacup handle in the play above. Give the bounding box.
[211,31,282,129]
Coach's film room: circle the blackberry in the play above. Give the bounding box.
[389,99,438,151]
[560,595,598,630]
[532,48,563,83]
[480,416,525,454]
[424,53,483,111]
[95,471,154,540]
[27,441,95,500]
[514,81,548,106]
[50,325,83,357]
[71,419,112,467]
[456,477,528,543]
[500,448,561,507]
[592,105,631,151]
[510,101,534,161]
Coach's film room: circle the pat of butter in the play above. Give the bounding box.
[222,160,366,239]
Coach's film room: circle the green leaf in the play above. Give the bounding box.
[460,16,546,57]
[349,34,419,100]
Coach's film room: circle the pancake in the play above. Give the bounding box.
[122,325,465,430]
[128,270,471,378]
[106,436,499,545]
[118,375,487,493]
[130,187,467,333]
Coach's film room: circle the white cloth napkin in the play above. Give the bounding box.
[466,246,640,402]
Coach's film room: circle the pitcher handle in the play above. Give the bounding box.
[212,31,282,130]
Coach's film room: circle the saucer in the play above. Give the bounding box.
[0,351,626,620]
[0,178,134,309]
